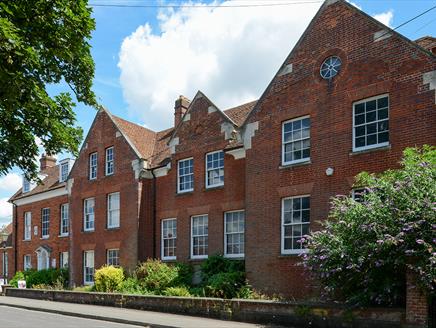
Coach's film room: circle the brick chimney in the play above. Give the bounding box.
[40,153,57,171]
[174,95,190,128]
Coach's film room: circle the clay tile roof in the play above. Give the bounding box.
[1,223,12,235]
[224,100,257,126]
[414,36,436,54]
[9,164,65,202]
[111,115,157,159]
[149,127,174,168]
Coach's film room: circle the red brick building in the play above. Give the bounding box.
[7,0,435,301]
[0,223,13,282]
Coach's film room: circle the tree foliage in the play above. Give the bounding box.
[303,146,436,306]
[0,0,96,180]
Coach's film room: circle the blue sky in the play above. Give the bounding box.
[0,0,435,225]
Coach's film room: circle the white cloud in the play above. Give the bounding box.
[0,173,22,193]
[373,10,394,28]
[118,1,321,130]
[0,198,12,225]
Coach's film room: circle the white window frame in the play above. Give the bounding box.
[60,162,69,182]
[84,198,95,232]
[60,252,69,268]
[2,252,8,276]
[282,115,311,166]
[161,218,177,261]
[60,204,69,236]
[105,146,114,176]
[352,94,389,152]
[83,250,94,285]
[22,177,30,193]
[24,212,31,240]
[89,152,97,180]
[281,195,310,255]
[205,150,224,188]
[107,192,120,229]
[41,208,50,238]
[177,157,194,193]
[224,210,245,258]
[191,214,208,259]
[107,249,120,266]
[24,255,32,270]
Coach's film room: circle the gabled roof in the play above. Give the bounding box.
[0,223,12,235]
[241,0,436,128]
[111,114,157,160]
[9,164,65,202]
[415,36,436,53]
[224,100,257,126]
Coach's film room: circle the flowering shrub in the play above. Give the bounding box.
[303,146,435,306]
[94,265,124,292]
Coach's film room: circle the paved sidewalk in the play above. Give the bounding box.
[0,296,264,328]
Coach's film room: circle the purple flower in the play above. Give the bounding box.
[416,239,425,245]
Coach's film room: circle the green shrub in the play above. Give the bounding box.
[119,277,152,295]
[163,286,191,297]
[189,287,206,297]
[135,259,179,292]
[303,146,436,306]
[201,254,244,282]
[10,268,68,288]
[173,262,193,286]
[94,265,124,292]
[10,271,25,287]
[204,271,246,299]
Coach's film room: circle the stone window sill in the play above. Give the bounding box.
[350,144,391,156]
[279,160,311,170]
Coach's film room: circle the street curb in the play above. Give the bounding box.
[0,301,175,328]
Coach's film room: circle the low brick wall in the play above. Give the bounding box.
[4,288,405,327]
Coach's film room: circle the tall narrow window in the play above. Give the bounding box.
[206,150,224,188]
[178,158,194,193]
[83,250,94,285]
[22,177,30,193]
[105,146,114,176]
[282,196,310,254]
[60,252,69,268]
[2,252,8,277]
[161,219,177,260]
[84,198,95,232]
[353,95,389,152]
[107,249,120,266]
[191,215,208,259]
[24,212,31,240]
[89,152,97,180]
[24,255,32,270]
[282,116,310,165]
[224,211,245,258]
[107,192,120,228]
[60,204,69,236]
[60,162,69,182]
[41,208,50,238]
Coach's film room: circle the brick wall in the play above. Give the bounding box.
[243,0,436,298]
[406,268,429,327]
[69,110,141,285]
[152,94,246,268]
[14,195,69,272]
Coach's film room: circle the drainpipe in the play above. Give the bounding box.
[150,169,157,259]
[13,203,17,276]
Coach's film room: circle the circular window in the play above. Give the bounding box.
[320,56,342,79]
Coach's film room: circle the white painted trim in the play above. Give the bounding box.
[154,162,171,178]
[205,150,224,189]
[226,148,246,160]
[282,115,311,166]
[177,158,194,194]
[190,214,208,260]
[83,198,95,232]
[281,195,310,255]
[223,210,245,258]
[12,187,68,206]
[161,218,177,261]
[105,146,115,176]
[107,192,120,229]
[352,94,389,153]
